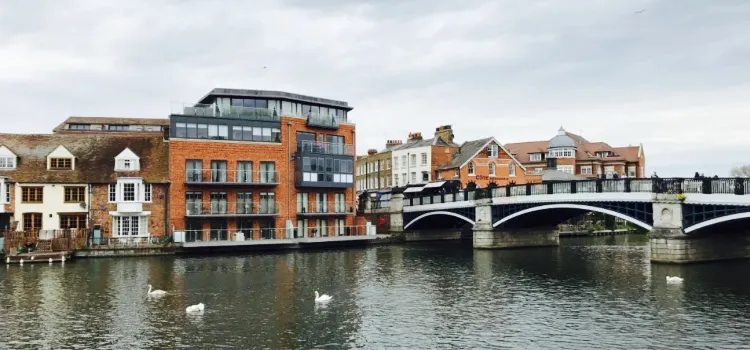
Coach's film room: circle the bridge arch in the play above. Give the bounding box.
[684,212,750,234]
[492,203,653,230]
[403,211,476,230]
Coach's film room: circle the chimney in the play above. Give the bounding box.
[367,149,378,155]
[434,125,454,144]
[407,132,423,143]
[385,139,403,149]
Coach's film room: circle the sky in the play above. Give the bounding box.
[0,0,748,177]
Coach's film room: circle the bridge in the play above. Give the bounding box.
[365,178,750,264]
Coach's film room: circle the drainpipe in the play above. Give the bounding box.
[287,121,292,226]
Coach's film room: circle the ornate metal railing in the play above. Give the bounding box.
[404,178,750,207]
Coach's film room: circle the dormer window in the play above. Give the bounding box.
[529,153,543,162]
[50,158,72,170]
[597,151,610,158]
[0,146,18,170]
[115,148,141,172]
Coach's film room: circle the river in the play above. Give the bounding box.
[1,235,749,349]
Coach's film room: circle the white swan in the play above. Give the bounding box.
[48,258,53,264]
[666,276,684,284]
[147,284,167,296]
[186,303,205,313]
[19,259,24,265]
[315,291,332,303]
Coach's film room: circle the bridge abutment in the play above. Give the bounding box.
[473,199,559,249]
[389,194,405,239]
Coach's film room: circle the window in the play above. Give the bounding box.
[144,183,152,202]
[210,160,228,182]
[50,158,72,170]
[529,153,543,162]
[387,159,391,169]
[23,213,42,231]
[421,153,427,165]
[437,172,443,180]
[628,166,637,177]
[108,124,129,131]
[5,183,9,203]
[393,157,398,169]
[401,156,406,169]
[21,187,43,203]
[581,166,593,175]
[69,124,90,130]
[123,183,137,201]
[454,169,459,178]
[335,219,345,236]
[410,172,416,183]
[260,162,276,183]
[468,162,475,176]
[422,172,429,182]
[260,192,276,214]
[237,161,253,183]
[488,144,499,158]
[548,149,574,158]
[410,154,416,167]
[557,165,574,174]
[186,160,203,182]
[64,187,85,203]
[185,192,203,215]
[113,216,147,236]
[210,192,228,214]
[597,152,610,158]
[297,193,309,213]
[489,163,496,176]
[115,158,140,171]
[0,157,15,169]
[394,174,399,186]
[60,214,87,229]
[605,166,615,177]
[109,184,116,202]
[509,164,516,177]
[236,192,253,214]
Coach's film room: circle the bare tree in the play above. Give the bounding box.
[730,165,750,177]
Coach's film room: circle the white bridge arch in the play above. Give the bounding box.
[492,203,653,230]
[403,211,476,230]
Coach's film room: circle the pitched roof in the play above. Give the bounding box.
[437,137,526,171]
[505,133,642,164]
[0,133,169,183]
[394,137,458,151]
[53,116,169,132]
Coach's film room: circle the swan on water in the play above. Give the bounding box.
[315,291,332,303]
[666,276,684,284]
[186,303,205,313]
[6,256,9,264]
[30,256,35,260]
[147,284,168,296]
[19,259,24,265]
[48,258,53,264]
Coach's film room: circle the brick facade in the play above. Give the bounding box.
[436,140,539,187]
[90,183,169,237]
[168,116,358,239]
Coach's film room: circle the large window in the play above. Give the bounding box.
[210,192,227,214]
[64,187,85,203]
[237,161,253,183]
[548,149,575,158]
[401,156,406,169]
[60,214,87,229]
[185,192,203,215]
[123,183,137,201]
[113,216,148,236]
[21,187,43,203]
[50,158,72,170]
[301,158,353,184]
[210,160,228,182]
[23,213,42,231]
[186,160,203,182]
[260,192,276,214]
[0,157,15,169]
[260,162,276,183]
[176,122,278,142]
[393,157,399,170]
[557,165,574,174]
[69,124,90,130]
[326,135,345,155]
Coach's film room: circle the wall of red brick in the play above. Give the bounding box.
[436,142,536,188]
[168,116,357,239]
[90,183,169,237]
[430,145,457,180]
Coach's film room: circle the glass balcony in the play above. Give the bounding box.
[306,113,340,129]
[297,140,354,156]
[185,202,280,217]
[173,103,280,122]
[296,201,357,216]
[185,170,279,186]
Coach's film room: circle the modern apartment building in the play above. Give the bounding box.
[355,140,402,193]
[168,88,358,241]
[0,133,169,237]
[505,127,646,179]
[391,125,459,187]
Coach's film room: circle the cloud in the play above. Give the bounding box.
[0,0,749,176]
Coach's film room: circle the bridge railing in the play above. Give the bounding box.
[403,178,750,207]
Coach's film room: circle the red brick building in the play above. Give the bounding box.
[168,88,358,241]
[436,137,540,188]
[505,127,646,179]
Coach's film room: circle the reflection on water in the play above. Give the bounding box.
[1,235,749,349]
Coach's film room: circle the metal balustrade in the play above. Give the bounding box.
[185,202,280,216]
[402,178,750,207]
[297,201,358,216]
[185,170,279,185]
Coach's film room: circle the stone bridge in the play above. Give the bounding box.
[366,178,750,264]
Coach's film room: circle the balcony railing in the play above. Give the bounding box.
[297,201,357,216]
[185,170,279,185]
[173,103,281,122]
[185,202,280,216]
[182,225,368,242]
[296,140,354,156]
[404,178,750,207]
[306,113,340,129]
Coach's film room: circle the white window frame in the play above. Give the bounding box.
[115,158,140,172]
[605,166,615,177]
[112,215,149,237]
[488,163,496,176]
[115,178,144,203]
[581,166,593,175]
[5,183,9,204]
[108,184,116,203]
[488,144,499,158]
[437,172,443,180]
[0,157,16,169]
[410,154,416,167]
[529,153,542,162]
[410,172,416,183]
[468,162,475,176]
[628,166,636,177]
[557,165,574,174]
[393,157,399,170]
[144,183,152,202]
[421,153,427,165]
[401,156,406,169]
[509,164,515,177]
[394,174,399,187]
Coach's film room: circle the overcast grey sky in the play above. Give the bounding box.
[1,0,748,176]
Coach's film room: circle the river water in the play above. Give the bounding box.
[1,235,749,349]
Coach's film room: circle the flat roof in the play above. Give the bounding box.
[198,88,353,110]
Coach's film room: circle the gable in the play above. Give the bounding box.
[0,146,16,157]
[48,145,75,158]
[115,148,140,160]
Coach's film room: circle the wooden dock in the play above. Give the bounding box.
[5,251,72,264]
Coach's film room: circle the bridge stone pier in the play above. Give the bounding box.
[473,199,559,249]
[374,177,750,264]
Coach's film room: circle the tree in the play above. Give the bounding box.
[730,165,750,177]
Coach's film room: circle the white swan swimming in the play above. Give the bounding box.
[666,276,684,284]
[147,284,168,296]
[186,303,205,313]
[315,291,332,303]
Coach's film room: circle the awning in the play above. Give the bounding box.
[422,181,446,189]
[403,186,425,193]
